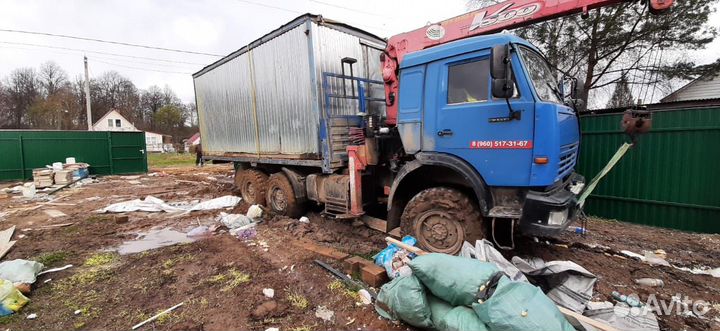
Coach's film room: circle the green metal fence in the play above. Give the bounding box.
[0,130,148,181]
[577,104,720,233]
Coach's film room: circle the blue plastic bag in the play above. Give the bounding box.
[374,236,417,278]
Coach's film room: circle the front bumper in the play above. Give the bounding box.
[519,173,585,236]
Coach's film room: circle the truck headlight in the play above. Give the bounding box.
[548,209,568,225]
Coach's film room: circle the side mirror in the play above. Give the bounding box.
[490,44,515,99]
[571,77,585,100]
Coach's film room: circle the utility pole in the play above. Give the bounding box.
[84,56,93,130]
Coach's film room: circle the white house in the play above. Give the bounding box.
[183,132,201,152]
[92,109,173,153]
[661,72,720,103]
[92,109,137,132]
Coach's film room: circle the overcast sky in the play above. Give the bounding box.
[1,0,718,104]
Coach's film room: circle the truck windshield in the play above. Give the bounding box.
[517,46,562,104]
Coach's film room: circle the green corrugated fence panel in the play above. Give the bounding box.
[0,130,147,181]
[110,131,148,174]
[577,106,720,233]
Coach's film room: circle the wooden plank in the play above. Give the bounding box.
[361,215,387,233]
[0,241,16,260]
[385,236,428,256]
[0,226,15,244]
[558,307,617,331]
[388,227,401,238]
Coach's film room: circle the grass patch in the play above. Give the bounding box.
[286,288,309,310]
[162,254,195,270]
[33,251,69,267]
[84,252,117,267]
[289,326,316,331]
[208,268,251,292]
[327,280,360,301]
[148,153,195,168]
[0,314,20,325]
[55,269,113,292]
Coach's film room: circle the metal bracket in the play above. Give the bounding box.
[491,217,515,250]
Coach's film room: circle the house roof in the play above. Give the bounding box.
[187,132,200,143]
[92,109,136,129]
[661,72,720,103]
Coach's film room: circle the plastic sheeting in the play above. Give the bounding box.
[100,195,241,213]
[513,256,597,313]
[461,240,596,313]
[0,260,44,284]
[460,239,526,282]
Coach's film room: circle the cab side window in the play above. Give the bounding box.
[447,59,489,104]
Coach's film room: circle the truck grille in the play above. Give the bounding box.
[557,142,579,181]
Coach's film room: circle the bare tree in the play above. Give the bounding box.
[91,71,140,123]
[5,68,40,128]
[38,61,69,97]
[0,81,11,128]
[140,85,165,129]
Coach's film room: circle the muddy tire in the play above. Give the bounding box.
[265,173,302,218]
[235,169,269,206]
[401,187,484,254]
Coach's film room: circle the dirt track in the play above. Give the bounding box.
[0,164,718,330]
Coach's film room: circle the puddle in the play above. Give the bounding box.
[115,228,195,255]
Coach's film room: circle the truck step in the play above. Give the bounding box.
[487,206,522,219]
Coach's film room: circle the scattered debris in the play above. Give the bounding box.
[375,236,417,279]
[0,226,16,260]
[114,215,129,224]
[43,209,68,218]
[218,212,253,229]
[314,305,335,323]
[358,289,372,305]
[26,313,37,320]
[673,265,720,278]
[116,228,195,255]
[262,288,275,298]
[101,195,241,213]
[298,216,310,224]
[643,250,670,267]
[74,309,82,315]
[635,278,664,287]
[187,225,210,237]
[0,259,44,284]
[0,279,29,316]
[131,302,184,330]
[246,204,263,219]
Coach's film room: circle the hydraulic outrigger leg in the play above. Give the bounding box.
[576,108,653,209]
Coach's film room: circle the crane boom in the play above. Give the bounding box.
[381,0,673,125]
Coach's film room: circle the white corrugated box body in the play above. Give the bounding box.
[193,14,386,159]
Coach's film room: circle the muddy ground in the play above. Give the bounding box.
[0,164,718,331]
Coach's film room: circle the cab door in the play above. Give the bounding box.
[426,49,536,186]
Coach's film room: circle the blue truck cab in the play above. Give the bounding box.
[391,34,585,250]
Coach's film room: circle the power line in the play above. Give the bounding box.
[91,59,193,75]
[0,45,197,72]
[0,41,207,66]
[309,0,392,19]
[0,28,223,57]
[233,0,391,32]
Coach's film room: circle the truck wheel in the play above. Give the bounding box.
[266,173,302,218]
[236,169,268,205]
[401,187,484,254]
